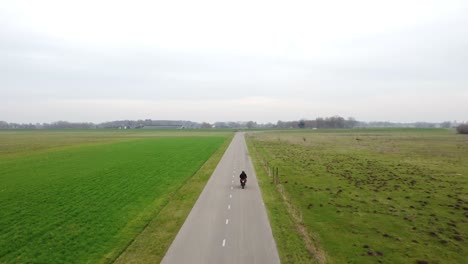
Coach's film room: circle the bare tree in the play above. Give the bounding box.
[246,121,256,129]
[200,122,212,129]
[440,121,452,128]
[456,124,468,134]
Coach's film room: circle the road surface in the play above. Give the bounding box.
[161,132,280,264]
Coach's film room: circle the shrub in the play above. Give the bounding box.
[456,124,468,134]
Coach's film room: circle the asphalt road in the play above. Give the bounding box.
[161,132,280,264]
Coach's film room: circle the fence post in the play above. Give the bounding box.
[276,167,279,184]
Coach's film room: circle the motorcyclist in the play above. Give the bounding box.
[239,170,247,184]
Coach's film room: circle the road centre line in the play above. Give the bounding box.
[226,219,229,224]
[230,194,232,198]
[228,205,231,210]
[222,239,226,247]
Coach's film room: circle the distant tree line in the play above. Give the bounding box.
[0,121,96,129]
[212,121,266,129]
[456,124,468,134]
[0,120,198,129]
[97,119,200,129]
[0,118,465,130]
[276,116,358,129]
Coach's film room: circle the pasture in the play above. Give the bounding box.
[0,130,231,263]
[247,128,467,264]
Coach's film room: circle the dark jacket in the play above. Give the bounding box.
[240,171,247,179]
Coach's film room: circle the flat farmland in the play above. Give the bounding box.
[0,130,231,263]
[247,129,467,264]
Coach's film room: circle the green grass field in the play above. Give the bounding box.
[0,130,231,263]
[247,128,467,264]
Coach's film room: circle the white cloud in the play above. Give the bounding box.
[3,92,466,124]
[1,0,467,123]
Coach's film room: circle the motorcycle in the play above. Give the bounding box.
[241,178,246,189]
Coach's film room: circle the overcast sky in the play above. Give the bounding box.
[1,0,467,123]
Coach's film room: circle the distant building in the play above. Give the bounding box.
[142,125,184,129]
